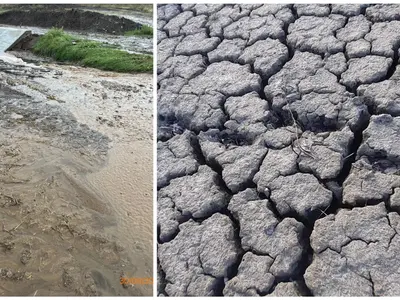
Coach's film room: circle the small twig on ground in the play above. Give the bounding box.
[284,94,316,159]
[343,152,355,160]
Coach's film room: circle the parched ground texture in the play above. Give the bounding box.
[157,4,400,296]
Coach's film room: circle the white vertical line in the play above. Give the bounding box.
[152,1,158,297]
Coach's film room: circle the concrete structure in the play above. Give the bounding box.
[0,27,31,52]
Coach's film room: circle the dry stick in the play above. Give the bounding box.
[284,95,316,159]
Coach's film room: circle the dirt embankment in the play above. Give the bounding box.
[0,56,153,296]
[0,8,143,35]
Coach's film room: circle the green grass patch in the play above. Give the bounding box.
[124,25,153,37]
[33,28,152,73]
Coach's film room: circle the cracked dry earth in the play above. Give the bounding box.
[157,3,400,297]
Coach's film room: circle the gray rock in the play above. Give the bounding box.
[157,131,199,189]
[358,79,400,116]
[294,4,330,17]
[224,92,271,142]
[207,38,247,63]
[324,52,348,76]
[269,282,303,296]
[158,77,186,94]
[287,15,346,55]
[238,39,288,80]
[175,32,220,56]
[157,30,167,43]
[181,61,261,96]
[346,39,371,58]
[365,21,400,58]
[180,4,195,11]
[331,4,367,16]
[342,160,400,206]
[163,11,194,37]
[206,5,247,38]
[254,146,298,195]
[269,173,333,220]
[283,92,370,132]
[158,165,228,219]
[157,36,183,66]
[263,126,301,149]
[366,4,400,22]
[224,15,285,45]
[158,54,206,82]
[305,248,373,296]
[193,4,224,16]
[250,4,294,25]
[223,252,275,296]
[336,15,371,43]
[358,114,400,165]
[180,15,208,36]
[265,51,324,109]
[158,213,239,296]
[296,128,354,180]
[171,92,227,132]
[158,4,181,22]
[158,19,166,30]
[250,4,291,16]
[340,56,392,90]
[228,189,306,278]
[216,145,268,193]
[305,203,400,296]
[311,203,393,253]
[198,134,267,193]
[157,195,182,242]
[297,68,345,95]
[157,90,179,120]
[390,188,400,212]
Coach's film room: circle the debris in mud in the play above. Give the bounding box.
[157,3,400,297]
[0,269,26,281]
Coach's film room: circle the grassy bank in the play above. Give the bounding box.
[33,29,152,73]
[124,25,153,37]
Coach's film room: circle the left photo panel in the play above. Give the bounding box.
[0,4,153,296]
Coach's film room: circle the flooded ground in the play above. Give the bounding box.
[0,53,153,296]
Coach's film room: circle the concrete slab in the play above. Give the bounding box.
[0,27,31,52]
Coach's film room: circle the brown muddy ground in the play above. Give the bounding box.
[0,54,153,296]
[0,7,142,35]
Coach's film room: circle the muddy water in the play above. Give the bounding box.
[0,57,153,296]
[85,141,153,275]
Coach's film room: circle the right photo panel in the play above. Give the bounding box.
[157,4,400,297]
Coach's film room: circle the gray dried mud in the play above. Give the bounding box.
[157,4,400,296]
[0,55,152,296]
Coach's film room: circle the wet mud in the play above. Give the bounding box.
[0,8,142,35]
[0,56,153,296]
